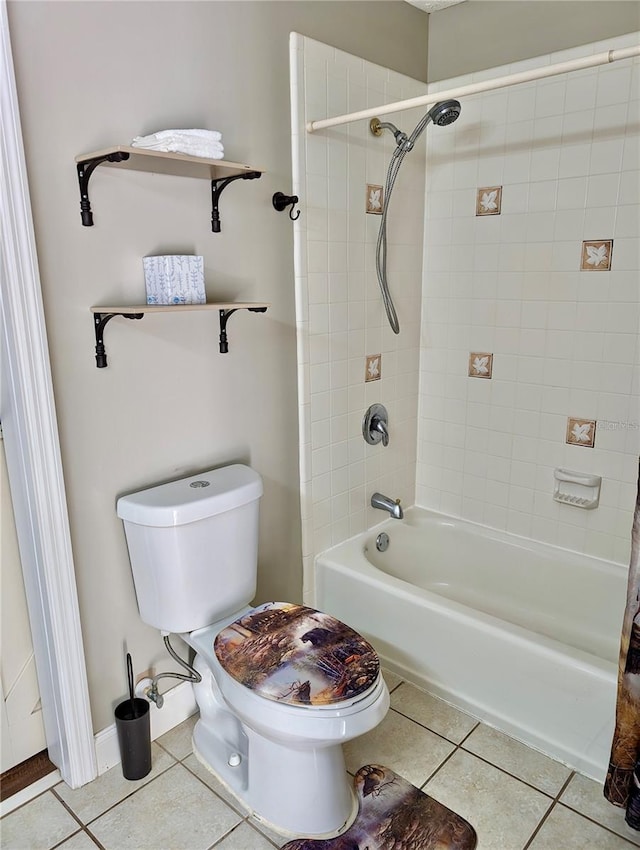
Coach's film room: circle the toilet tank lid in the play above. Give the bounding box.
[116,464,263,527]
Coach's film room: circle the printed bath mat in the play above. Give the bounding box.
[282,764,477,850]
[214,602,379,706]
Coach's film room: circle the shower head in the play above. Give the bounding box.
[426,99,461,126]
[370,99,461,152]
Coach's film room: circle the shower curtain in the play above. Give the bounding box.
[605,457,640,830]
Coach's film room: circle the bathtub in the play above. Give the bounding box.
[315,507,628,781]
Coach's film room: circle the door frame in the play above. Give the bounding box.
[1,0,96,788]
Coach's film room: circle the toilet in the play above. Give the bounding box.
[116,464,389,837]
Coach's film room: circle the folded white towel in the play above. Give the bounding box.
[131,135,225,160]
[144,142,225,159]
[133,138,224,152]
[132,128,222,145]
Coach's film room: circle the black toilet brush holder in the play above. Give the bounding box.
[114,653,151,780]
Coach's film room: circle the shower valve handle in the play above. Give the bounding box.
[363,403,389,447]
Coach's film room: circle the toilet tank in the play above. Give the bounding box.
[117,464,263,633]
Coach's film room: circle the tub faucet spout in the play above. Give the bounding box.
[371,492,403,520]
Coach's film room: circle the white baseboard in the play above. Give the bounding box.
[94,682,197,775]
[1,684,197,814]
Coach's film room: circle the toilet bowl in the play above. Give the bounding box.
[185,606,389,835]
[117,465,389,836]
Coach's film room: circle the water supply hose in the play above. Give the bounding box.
[147,634,201,709]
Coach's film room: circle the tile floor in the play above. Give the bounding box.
[2,673,639,850]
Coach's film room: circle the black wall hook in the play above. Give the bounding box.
[272,192,300,221]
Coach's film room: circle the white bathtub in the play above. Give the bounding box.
[315,507,628,781]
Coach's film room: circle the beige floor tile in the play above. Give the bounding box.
[381,669,403,692]
[156,713,198,760]
[528,803,636,849]
[423,749,551,850]
[560,773,640,846]
[247,816,291,848]
[391,682,478,744]
[213,821,278,848]
[462,724,572,796]
[182,753,246,815]
[0,791,80,850]
[54,742,175,822]
[343,707,456,788]
[89,763,242,850]
[57,831,102,849]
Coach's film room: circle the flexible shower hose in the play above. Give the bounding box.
[375,143,408,335]
[375,108,435,336]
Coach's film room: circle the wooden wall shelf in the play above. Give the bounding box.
[90,302,270,367]
[75,146,263,230]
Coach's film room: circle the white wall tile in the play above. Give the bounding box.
[417,34,639,565]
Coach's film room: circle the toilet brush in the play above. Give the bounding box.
[114,651,151,779]
[127,652,135,714]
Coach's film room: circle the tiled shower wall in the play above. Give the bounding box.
[417,32,640,565]
[290,35,428,600]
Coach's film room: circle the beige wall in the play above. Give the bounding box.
[428,1,640,80]
[6,0,428,733]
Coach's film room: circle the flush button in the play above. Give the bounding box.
[228,753,242,767]
[190,480,210,488]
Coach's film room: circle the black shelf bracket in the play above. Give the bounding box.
[77,151,131,226]
[211,171,262,233]
[93,312,144,368]
[218,307,267,353]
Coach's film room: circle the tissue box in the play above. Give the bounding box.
[142,255,205,305]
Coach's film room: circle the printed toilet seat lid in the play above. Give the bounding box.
[214,602,380,707]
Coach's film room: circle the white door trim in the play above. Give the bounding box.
[0,0,96,787]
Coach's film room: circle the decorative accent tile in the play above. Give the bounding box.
[476,186,502,216]
[365,354,381,382]
[468,352,493,379]
[366,184,384,214]
[580,239,613,271]
[566,417,596,448]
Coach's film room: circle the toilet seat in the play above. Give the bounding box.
[214,602,380,709]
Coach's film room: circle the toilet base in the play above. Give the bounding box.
[190,655,361,836]
[192,727,358,838]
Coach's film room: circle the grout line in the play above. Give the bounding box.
[48,828,84,850]
[555,770,576,801]
[419,745,461,791]
[179,754,248,820]
[0,785,56,820]
[521,771,573,850]
[554,800,640,847]
[207,821,243,849]
[49,790,90,831]
[389,701,479,750]
[83,827,108,850]
[454,747,561,801]
[457,720,481,746]
[209,820,281,849]
[521,798,557,850]
[53,760,180,829]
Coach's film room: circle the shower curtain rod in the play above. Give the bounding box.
[306,45,640,133]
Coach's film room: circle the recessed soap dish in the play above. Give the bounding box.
[553,468,601,510]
